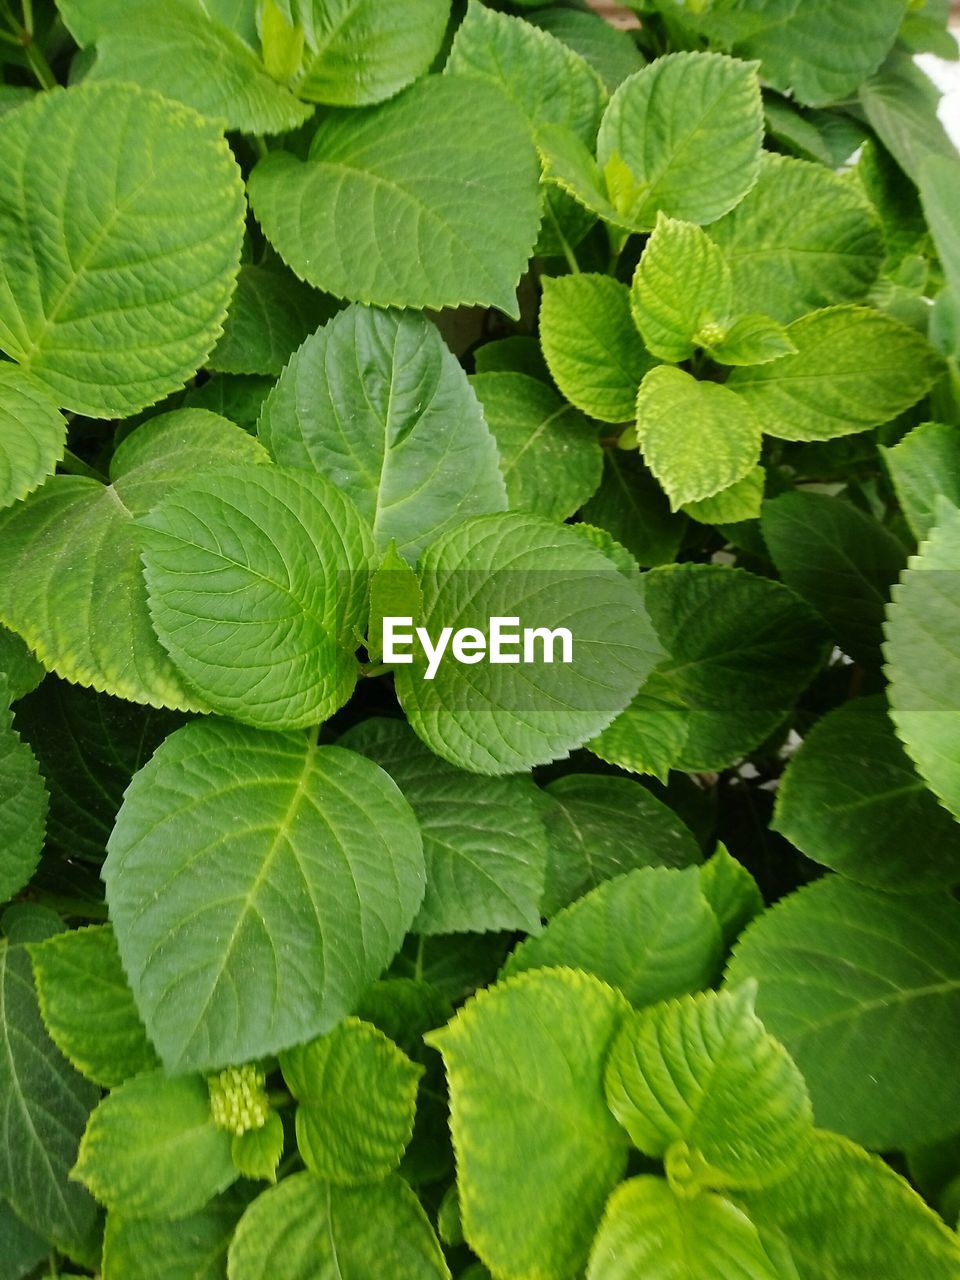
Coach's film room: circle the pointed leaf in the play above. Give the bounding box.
[208,264,335,377]
[0,366,66,512]
[581,451,686,569]
[102,1186,251,1280]
[882,421,960,543]
[0,693,46,903]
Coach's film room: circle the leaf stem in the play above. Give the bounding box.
[252,134,269,161]
[24,38,56,90]
[543,199,580,276]
[47,1254,58,1279]
[20,0,32,34]
[59,448,107,482]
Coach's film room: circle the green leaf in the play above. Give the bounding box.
[0,693,46,903]
[537,122,636,234]
[13,680,183,863]
[66,0,314,134]
[0,82,244,417]
[139,464,373,729]
[740,1131,960,1280]
[592,565,829,773]
[635,367,763,510]
[259,305,506,560]
[644,0,798,47]
[469,372,602,521]
[104,720,425,1072]
[885,499,960,820]
[527,8,645,92]
[281,1018,422,1184]
[706,154,884,324]
[249,77,540,316]
[606,984,812,1192]
[540,773,702,916]
[427,969,630,1280]
[707,314,797,367]
[208,264,335,377]
[683,468,765,526]
[365,545,422,663]
[587,1176,787,1280]
[921,156,960,301]
[102,1186,251,1280]
[0,941,98,1257]
[581,450,686,569]
[232,1114,284,1184]
[0,365,66,511]
[291,0,450,106]
[698,846,763,951]
[883,421,960,543]
[539,274,656,424]
[394,513,664,775]
[473,336,551,381]
[0,1198,47,1280]
[339,717,547,935]
[596,53,764,230]
[28,925,159,1089]
[762,491,908,666]
[74,1071,236,1220]
[630,216,733,363]
[729,306,944,442]
[227,1172,450,1280]
[726,876,960,1150]
[0,409,267,710]
[505,867,721,1008]
[860,54,957,186]
[183,373,274,431]
[741,0,907,108]
[0,626,43,702]
[774,696,960,892]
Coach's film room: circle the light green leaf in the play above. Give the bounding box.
[707,154,884,324]
[883,421,960,543]
[140,464,372,729]
[683,468,765,526]
[0,82,244,417]
[885,499,960,820]
[473,336,550,381]
[232,1113,284,1184]
[208,264,335,377]
[540,773,702,916]
[596,53,764,229]
[606,984,812,1192]
[0,365,65,511]
[73,1071,236,1220]
[630,216,733,363]
[505,867,722,1008]
[740,1131,960,1280]
[104,720,425,1072]
[527,8,645,92]
[394,513,665,775]
[587,1177,787,1280]
[0,941,98,1257]
[729,306,944,442]
[469,372,602,521]
[726,876,960,1149]
[427,968,630,1280]
[581,451,686,569]
[698,846,763,951]
[249,77,540,317]
[260,0,304,82]
[259,305,506,560]
[592,565,829,773]
[290,0,449,106]
[227,1172,450,1280]
[707,314,797,367]
[860,54,957,186]
[102,1186,251,1280]
[0,626,43,701]
[447,2,604,143]
[28,925,159,1089]
[741,0,907,107]
[537,122,637,234]
[644,0,798,47]
[339,717,547,935]
[635,366,763,510]
[365,545,422,663]
[762,491,908,666]
[0,693,46,904]
[0,410,267,710]
[67,0,313,134]
[774,696,960,892]
[539,274,656,424]
[922,156,960,302]
[281,1018,422,1184]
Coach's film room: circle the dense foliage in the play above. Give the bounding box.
[1,1,960,1277]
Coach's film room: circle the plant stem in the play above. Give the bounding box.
[20,0,32,34]
[47,1254,58,1279]
[413,934,425,982]
[544,199,580,276]
[253,134,269,161]
[59,448,107,482]
[24,37,56,89]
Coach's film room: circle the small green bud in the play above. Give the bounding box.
[208,1063,271,1136]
